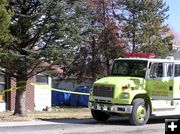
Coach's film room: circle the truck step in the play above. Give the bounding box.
[153,106,176,111]
[152,109,180,116]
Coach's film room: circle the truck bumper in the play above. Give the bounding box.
[88,101,133,114]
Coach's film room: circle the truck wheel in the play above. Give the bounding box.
[91,109,110,121]
[129,98,150,125]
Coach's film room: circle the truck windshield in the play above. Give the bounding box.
[111,60,148,78]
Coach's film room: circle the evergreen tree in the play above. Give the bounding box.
[138,0,173,57]
[0,0,12,45]
[0,0,83,116]
[117,0,173,56]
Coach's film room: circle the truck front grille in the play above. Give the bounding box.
[93,85,114,98]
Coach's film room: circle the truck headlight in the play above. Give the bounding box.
[122,93,129,99]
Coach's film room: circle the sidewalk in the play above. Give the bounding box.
[0,120,61,127]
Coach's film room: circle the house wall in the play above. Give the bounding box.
[34,76,52,111]
[7,78,35,111]
[1,74,52,112]
[0,103,6,112]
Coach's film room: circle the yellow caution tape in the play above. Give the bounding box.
[30,83,90,96]
[0,86,26,93]
[0,81,27,93]
[0,81,90,96]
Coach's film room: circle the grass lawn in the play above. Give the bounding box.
[0,107,91,121]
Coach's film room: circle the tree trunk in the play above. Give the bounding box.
[91,36,96,81]
[13,78,27,116]
[106,59,110,75]
[132,0,136,53]
[132,31,136,53]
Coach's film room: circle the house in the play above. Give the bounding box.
[0,66,63,112]
[0,74,50,112]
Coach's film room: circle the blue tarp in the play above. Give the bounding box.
[52,86,91,107]
[70,86,91,107]
[52,88,70,106]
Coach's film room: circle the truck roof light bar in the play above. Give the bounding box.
[124,53,155,58]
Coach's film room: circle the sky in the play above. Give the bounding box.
[165,0,180,34]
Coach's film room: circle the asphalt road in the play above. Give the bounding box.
[0,117,167,134]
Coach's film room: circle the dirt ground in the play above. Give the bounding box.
[0,107,91,121]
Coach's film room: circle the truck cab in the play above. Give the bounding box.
[89,53,180,125]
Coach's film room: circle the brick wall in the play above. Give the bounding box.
[7,78,35,111]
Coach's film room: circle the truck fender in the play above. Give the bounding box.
[132,94,152,113]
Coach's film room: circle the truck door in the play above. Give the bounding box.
[173,64,180,99]
[147,62,174,101]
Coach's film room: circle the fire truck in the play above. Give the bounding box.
[88,53,180,125]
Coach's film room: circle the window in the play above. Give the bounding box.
[149,63,163,78]
[175,64,180,77]
[36,75,49,84]
[0,75,5,82]
[166,63,173,77]
[111,60,148,78]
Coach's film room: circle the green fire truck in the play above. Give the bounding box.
[88,53,180,125]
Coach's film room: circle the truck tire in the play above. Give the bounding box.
[91,109,110,121]
[129,98,150,125]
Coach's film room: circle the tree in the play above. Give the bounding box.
[97,21,127,75]
[0,0,12,45]
[66,0,127,81]
[65,0,173,82]
[117,0,173,56]
[63,0,104,81]
[0,0,83,116]
[91,0,127,75]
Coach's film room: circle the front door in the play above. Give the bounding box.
[146,62,174,108]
